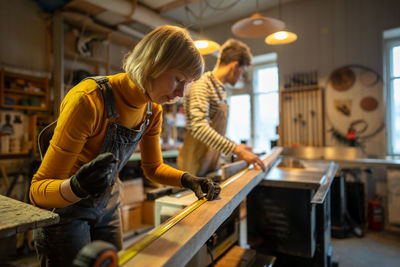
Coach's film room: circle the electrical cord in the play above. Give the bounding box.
[206,243,215,267]
[206,233,217,266]
[204,0,241,11]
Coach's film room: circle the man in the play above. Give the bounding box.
[178,39,265,177]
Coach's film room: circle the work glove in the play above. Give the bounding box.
[181,173,221,200]
[70,152,118,198]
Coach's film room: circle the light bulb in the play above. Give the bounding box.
[195,40,208,49]
[274,31,288,40]
[252,19,263,25]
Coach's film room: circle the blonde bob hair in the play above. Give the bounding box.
[123,25,204,92]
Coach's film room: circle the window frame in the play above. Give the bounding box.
[384,36,400,156]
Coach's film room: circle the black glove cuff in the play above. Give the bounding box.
[180,173,191,188]
[70,176,89,198]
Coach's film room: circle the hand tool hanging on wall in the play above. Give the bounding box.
[280,86,323,147]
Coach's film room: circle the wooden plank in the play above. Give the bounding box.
[221,160,248,180]
[0,195,59,238]
[122,147,282,267]
[214,245,256,267]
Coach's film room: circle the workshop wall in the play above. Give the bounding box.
[0,0,49,72]
[204,0,400,157]
[0,0,49,201]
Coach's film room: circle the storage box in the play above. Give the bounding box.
[142,200,155,226]
[120,202,143,232]
[120,178,144,205]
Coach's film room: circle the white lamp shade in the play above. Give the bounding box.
[265,31,297,45]
[231,13,285,38]
[194,39,220,55]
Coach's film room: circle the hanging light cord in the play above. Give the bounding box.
[204,0,241,11]
[185,0,241,24]
[278,0,282,20]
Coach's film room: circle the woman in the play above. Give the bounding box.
[30,25,220,267]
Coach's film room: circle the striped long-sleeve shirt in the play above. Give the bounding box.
[184,72,236,155]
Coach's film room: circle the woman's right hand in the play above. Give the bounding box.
[233,144,266,171]
[70,152,118,198]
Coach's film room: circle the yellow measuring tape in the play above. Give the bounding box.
[118,168,248,266]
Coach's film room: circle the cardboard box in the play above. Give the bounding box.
[142,200,155,226]
[120,178,144,205]
[120,202,143,232]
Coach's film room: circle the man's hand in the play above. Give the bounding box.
[181,173,221,200]
[70,152,118,198]
[233,144,265,171]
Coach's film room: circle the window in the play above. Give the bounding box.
[226,95,251,144]
[225,53,279,153]
[253,65,279,152]
[384,28,400,155]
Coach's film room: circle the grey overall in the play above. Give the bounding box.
[33,76,152,267]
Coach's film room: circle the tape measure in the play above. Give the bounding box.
[118,168,249,266]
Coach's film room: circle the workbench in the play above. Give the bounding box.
[118,148,283,267]
[0,195,59,238]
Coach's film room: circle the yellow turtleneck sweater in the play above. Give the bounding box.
[30,73,184,209]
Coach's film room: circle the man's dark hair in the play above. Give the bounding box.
[217,39,252,67]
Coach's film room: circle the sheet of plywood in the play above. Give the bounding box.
[122,147,282,267]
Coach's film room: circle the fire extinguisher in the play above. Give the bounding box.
[368,194,383,230]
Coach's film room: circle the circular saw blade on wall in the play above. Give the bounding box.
[360,96,378,111]
[326,65,384,145]
[329,66,356,91]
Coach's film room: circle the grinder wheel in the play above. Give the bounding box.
[73,240,118,267]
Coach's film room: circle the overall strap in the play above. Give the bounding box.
[209,73,225,103]
[86,76,119,119]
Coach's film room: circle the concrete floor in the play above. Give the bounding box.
[331,230,400,267]
[2,230,400,267]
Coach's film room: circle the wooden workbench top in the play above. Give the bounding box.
[0,195,59,238]
[121,147,282,267]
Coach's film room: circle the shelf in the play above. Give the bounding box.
[64,51,108,66]
[282,85,322,92]
[4,88,45,96]
[1,68,50,111]
[1,104,47,111]
[0,152,30,159]
[62,11,139,48]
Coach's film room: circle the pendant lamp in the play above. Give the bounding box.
[265,30,297,45]
[265,0,298,45]
[194,39,220,55]
[232,12,285,38]
[231,0,285,38]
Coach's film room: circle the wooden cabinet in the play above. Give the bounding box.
[278,86,325,147]
[0,69,49,111]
